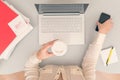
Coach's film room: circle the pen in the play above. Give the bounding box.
[106,47,114,66]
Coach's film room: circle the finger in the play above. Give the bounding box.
[105,18,112,23]
[110,18,112,20]
[42,39,58,47]
[47,52,55,57]
[97,22,101,26]
[109,19,113,23]
[43,39,58,51]
[43,42,54,51]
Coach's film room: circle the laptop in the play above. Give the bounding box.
[35,4,89,45]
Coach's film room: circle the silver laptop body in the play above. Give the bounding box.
[35,4,89,45]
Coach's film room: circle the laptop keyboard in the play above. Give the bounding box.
[40,16,84,33]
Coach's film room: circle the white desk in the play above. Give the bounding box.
[0,0,120,74]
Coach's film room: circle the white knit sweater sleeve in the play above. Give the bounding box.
[82,33,106,80]
[24,53,41,80]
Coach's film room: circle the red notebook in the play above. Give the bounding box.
[0,1,18,54]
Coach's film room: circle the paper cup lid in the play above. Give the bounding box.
[51,40,67,56]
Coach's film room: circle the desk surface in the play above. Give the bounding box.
[0,0,120,74]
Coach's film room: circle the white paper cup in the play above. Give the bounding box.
[51,40,67,56]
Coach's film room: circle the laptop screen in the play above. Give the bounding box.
[35,4,89,14]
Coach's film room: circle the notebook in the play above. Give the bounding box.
[100,47,119,66]
[0,1,33,60]
[0,1,17,54]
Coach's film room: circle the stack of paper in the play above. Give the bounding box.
[0,1,33,60]
[100,47,118,66]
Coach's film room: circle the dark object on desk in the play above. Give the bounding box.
[96,12,111,31]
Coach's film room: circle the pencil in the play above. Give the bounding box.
[106,47,114,66]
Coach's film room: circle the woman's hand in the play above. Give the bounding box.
[97,18,113,34]
[37,40,56,60]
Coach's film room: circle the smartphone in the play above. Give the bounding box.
[96,12,111,31]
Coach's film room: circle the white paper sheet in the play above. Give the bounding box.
[100,47,118,66]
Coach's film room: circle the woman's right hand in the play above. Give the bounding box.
[97,19,113,34]
[37,40,56,60]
